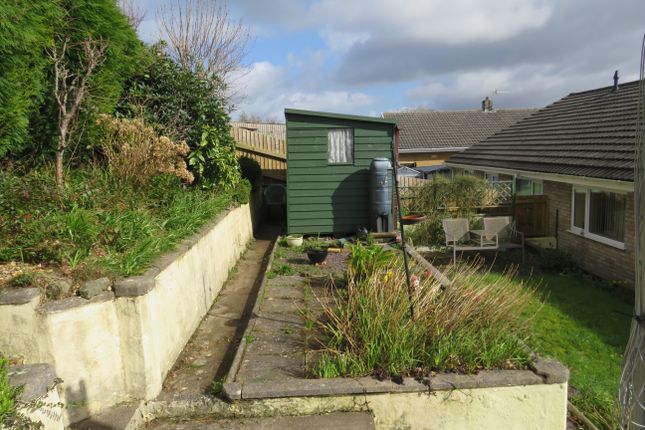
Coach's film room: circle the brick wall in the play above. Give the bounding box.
[544,180,635,286]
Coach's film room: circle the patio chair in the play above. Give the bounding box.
[470,216,510,247]
[442,218,474,264]
[474,216,525,263]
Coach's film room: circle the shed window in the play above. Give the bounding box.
[570,187,625,247]
[328,129,353,164]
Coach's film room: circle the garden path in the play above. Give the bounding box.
[157,223,281,400]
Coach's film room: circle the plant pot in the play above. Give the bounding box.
[306,249,328,265]
[402,215,427,225]
[286,234,304,247]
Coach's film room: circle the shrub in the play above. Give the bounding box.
[403,176,494,246]
[315,261,536,378]
[189,126,241,189]
[117,44,231,152]
[239,157,262,185]
[1,0,143,159]
[96,115,194,186]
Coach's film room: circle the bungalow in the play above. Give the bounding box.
[383,101,535,168]
[447,78,638,286]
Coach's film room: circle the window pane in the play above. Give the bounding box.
[532,181,544,195]
[573,190,586,229]
[516,179,532,196]
[328,129,353,164]
[589,190,625,242]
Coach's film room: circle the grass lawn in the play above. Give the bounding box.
[519,271,632,429]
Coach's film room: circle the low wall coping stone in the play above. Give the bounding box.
[8,363,58,402]
[42,291,115,314]
[225,367,557,400]
[114,276,156,298]
[0,288,40,305]
[531,357,569,384]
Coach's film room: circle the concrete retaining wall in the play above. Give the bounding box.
[0,204,254,424]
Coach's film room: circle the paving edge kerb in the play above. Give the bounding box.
[223,357,568,400]
[223,238,279,397]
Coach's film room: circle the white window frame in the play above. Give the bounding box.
[569,186,626,250]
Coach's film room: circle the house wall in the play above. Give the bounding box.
[545,180,635,286]
[399,151,459,167]
[286,113,394,235]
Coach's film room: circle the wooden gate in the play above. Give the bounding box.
[483,195,549,237]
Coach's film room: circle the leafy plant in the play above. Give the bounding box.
[7,272,35,289]
[348,242,394,283]
[303,237,328,252]
[189,126,241,189]
[210,377,225,396]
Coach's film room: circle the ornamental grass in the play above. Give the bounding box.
[315,252,539,378]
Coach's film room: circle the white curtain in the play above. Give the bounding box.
[328,129,353,164]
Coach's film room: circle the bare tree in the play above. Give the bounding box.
[157,0,250,90]
[118,0,146,30]
[49,37,108,189]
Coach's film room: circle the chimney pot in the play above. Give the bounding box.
[482,96,493,112]
[612,70,619,92]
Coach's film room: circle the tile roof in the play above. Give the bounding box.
[449,80,640,182]
[383,109,536,151]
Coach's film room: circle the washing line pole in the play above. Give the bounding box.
[620,34,645,429]
[391,125,415,321]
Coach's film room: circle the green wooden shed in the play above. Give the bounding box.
[285,108,397,235]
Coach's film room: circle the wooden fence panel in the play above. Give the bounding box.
[231,127,287,181]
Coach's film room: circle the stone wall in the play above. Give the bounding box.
[0,204,254,424]
[544,180,635,285]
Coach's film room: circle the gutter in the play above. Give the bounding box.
[399,147,469,154]
[446,162,634,193]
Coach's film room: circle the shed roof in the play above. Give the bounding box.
[285,108,397,125]
[448,80,640,182]
[382,109,535,152]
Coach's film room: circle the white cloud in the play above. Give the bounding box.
[230,61,375,120]
[310,0,552,46]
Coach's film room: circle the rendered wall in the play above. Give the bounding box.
[0,204,254,424]
[246,383,568,430]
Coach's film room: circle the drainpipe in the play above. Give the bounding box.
[391,125,415,321]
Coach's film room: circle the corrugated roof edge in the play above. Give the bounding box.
[284,108,397,125]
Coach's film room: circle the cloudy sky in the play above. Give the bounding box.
[137,0,645,121]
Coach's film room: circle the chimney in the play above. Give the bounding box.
[481,96,493,112]
[612,70,619,92]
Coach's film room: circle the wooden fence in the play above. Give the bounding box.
[232,127,287,181]
[482,195,549,237]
